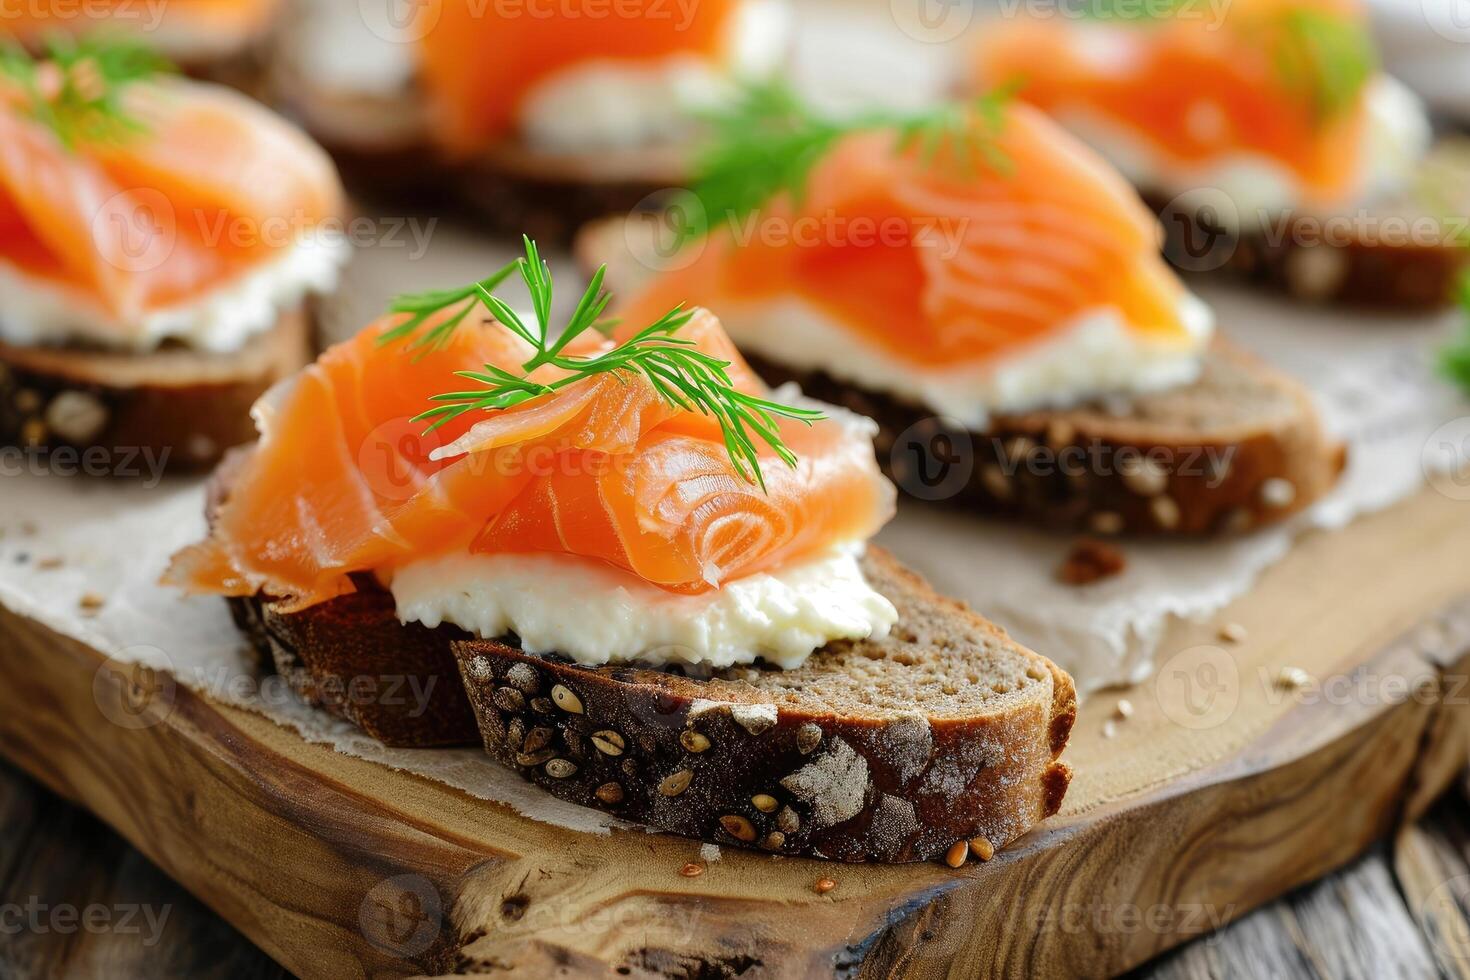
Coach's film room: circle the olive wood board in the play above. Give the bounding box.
[0,484,1468,979]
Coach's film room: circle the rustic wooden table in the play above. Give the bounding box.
[0,759,1461,979]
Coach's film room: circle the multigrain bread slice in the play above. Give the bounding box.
[0,307,314,471]
[452,547,1075,863]
[1155,142,1470,310]
[745,342,1346,536]
[205,457,1076,859]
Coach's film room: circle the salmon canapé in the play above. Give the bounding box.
[969,0,1422,213]
[0,48,345,350]
[166,307,896,610]
[414,0,785,154]
[611,100,1211,425]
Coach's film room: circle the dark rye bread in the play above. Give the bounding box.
[205,458,1075,859]
[745,342,1346,536]
[1154,142,1470,310]
[0,307,314,471]
[452,547,1075,863]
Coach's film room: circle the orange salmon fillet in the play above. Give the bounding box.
[165,309,896,609]
[616,103,1195,368]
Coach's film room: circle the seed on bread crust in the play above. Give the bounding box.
[680,730,711,753]
[595,782,625,804]
[970,837,995,861]
[1121,457,1168,497]
[796,723,823,755]
[521,726,553,754]
[761,832,786,851]
[592,730,626,756]
[751,794,778,813]
[506,662,540,694]
[551,684,583,713]
[660,769,694,797]
[720,815,757,842]
[515,749,554,767]
[777,806,800,833]
[945,840,969,868]
[544,758,578,778]
[492,687,525,712]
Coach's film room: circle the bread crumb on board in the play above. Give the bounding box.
[698,843,721,864]
[1056,538,1127,585]
[679,862,704,878]
[1218,622,1248,644]
[814,877,837,895]
[78,593,105,614]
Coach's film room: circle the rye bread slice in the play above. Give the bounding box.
[452,547,1075,863]
[576,218,1346,535]
[1155,141,1470,310]
[744,342,1346,535]
[204,458,1075,859]
[0,307,314,471]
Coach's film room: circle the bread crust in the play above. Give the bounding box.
[0,307,314,471]
[745,343,1346,536]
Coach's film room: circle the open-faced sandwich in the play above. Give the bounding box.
[968,0,1470,308]
[0,39,348,469]
[165,237,1076,864]
[2,0,285,85]
[579,85,1345,535]
[273,0,790,240]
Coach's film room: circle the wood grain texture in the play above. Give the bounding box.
[1,484,1469,978]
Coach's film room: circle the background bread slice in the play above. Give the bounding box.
[454,547,1075,863]
[746,342,1346,535]
[1156,142,1470,309]
[0,307,313,471]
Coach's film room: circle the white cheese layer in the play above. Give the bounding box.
[1055,76,1432,232]
[387,543,897,671]
[516,0,791,151]
[715,295,1214,430]
[0,235,350,353]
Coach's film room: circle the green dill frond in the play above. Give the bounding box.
[1269,7,1378,121]
[383,237,825,489]
[680,81,1016,245]
[0,35,172,149]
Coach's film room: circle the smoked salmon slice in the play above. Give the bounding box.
[969,0,1378,207]
[0,57,343,336]
[166,307,896,610]
[416,0,748,153]
[614,101,1199,369]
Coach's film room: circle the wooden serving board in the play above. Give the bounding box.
[1,483,1469,979]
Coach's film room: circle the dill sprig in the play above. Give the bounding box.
[1441,272,1470,395]
[677,81,1015,243]
[381,236,826,489]
[1267,7,1378,121]
[0,35,172,148]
